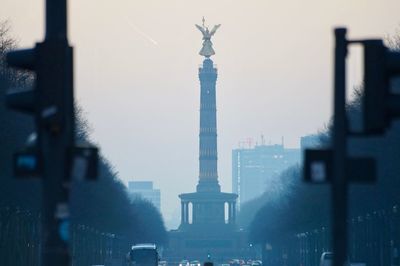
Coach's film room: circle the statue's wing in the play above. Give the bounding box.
[210,24,221,36]
[195,24,206,36]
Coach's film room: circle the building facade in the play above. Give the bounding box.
[128,181,161,210]
[232,144,300,209]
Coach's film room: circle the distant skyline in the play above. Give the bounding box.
[2,0,400,227]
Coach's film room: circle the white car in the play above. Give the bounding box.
[319,252,366,266]
[320,252,333,266]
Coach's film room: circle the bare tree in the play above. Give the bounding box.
[0,20,167,246]
[386,26,400,51]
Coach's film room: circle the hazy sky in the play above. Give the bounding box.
[2,0,400,228]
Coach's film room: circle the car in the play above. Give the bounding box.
[319,252,365,266]
[229,259,241,266]
[158,260,168,266]
[320,252,333,266]
[179,260,189,266]
[190,260,201,266]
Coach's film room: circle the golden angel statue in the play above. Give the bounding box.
[195,17,221,58]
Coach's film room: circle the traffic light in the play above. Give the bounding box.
[5,48,36,113]
[5,2,98,265]
[6,41,98,180]
[303,149,376,183]
[70,144,99,181]
[363,40,400,134]
[5,47,42,177]
[5,41,74,178]
[6,42,74,132]
[6,48,35,70]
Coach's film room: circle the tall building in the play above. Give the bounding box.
[128,181,161,210]
[165,20,247,263]
[232,144,300,208]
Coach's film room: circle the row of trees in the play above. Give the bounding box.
[0,20,167,246]
[242,32,400,247]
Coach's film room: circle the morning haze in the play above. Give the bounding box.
[2,0,400,227]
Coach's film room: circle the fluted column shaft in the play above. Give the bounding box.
[197,58,220,192]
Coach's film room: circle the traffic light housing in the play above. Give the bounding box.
[70,144,99,181]
[5,48,37,114]
[6,41,97,180]
[5,41,75,178]
[363,40,400,134]
[5,47,41,178]
[6,42,74,133]
[303,149,376,183]
[6,48,35,70]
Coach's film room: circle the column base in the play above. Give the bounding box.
[196,179,220,192]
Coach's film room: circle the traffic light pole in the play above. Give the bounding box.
[5,0,75,264]
[5,0,98,264]
[46,0,67,40]
[304,26,400,266]
[41,0,73,265]
[332,28,348,266]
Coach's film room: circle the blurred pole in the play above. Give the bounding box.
[332,28,348,266]
[45,0,67,41]
[41,0,74,265]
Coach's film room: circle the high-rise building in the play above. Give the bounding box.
[128,181,161,210]
[232,144,300,208]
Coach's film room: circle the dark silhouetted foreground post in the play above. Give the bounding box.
[40,1,73,265]
[332,28,348,266]
[6,1,98,266]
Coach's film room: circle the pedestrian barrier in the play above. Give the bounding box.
[262,205,400,266]
[0,207,128,266]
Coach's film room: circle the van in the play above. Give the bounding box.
[128,244,159,266]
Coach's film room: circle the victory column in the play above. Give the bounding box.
[165,18,245,264]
